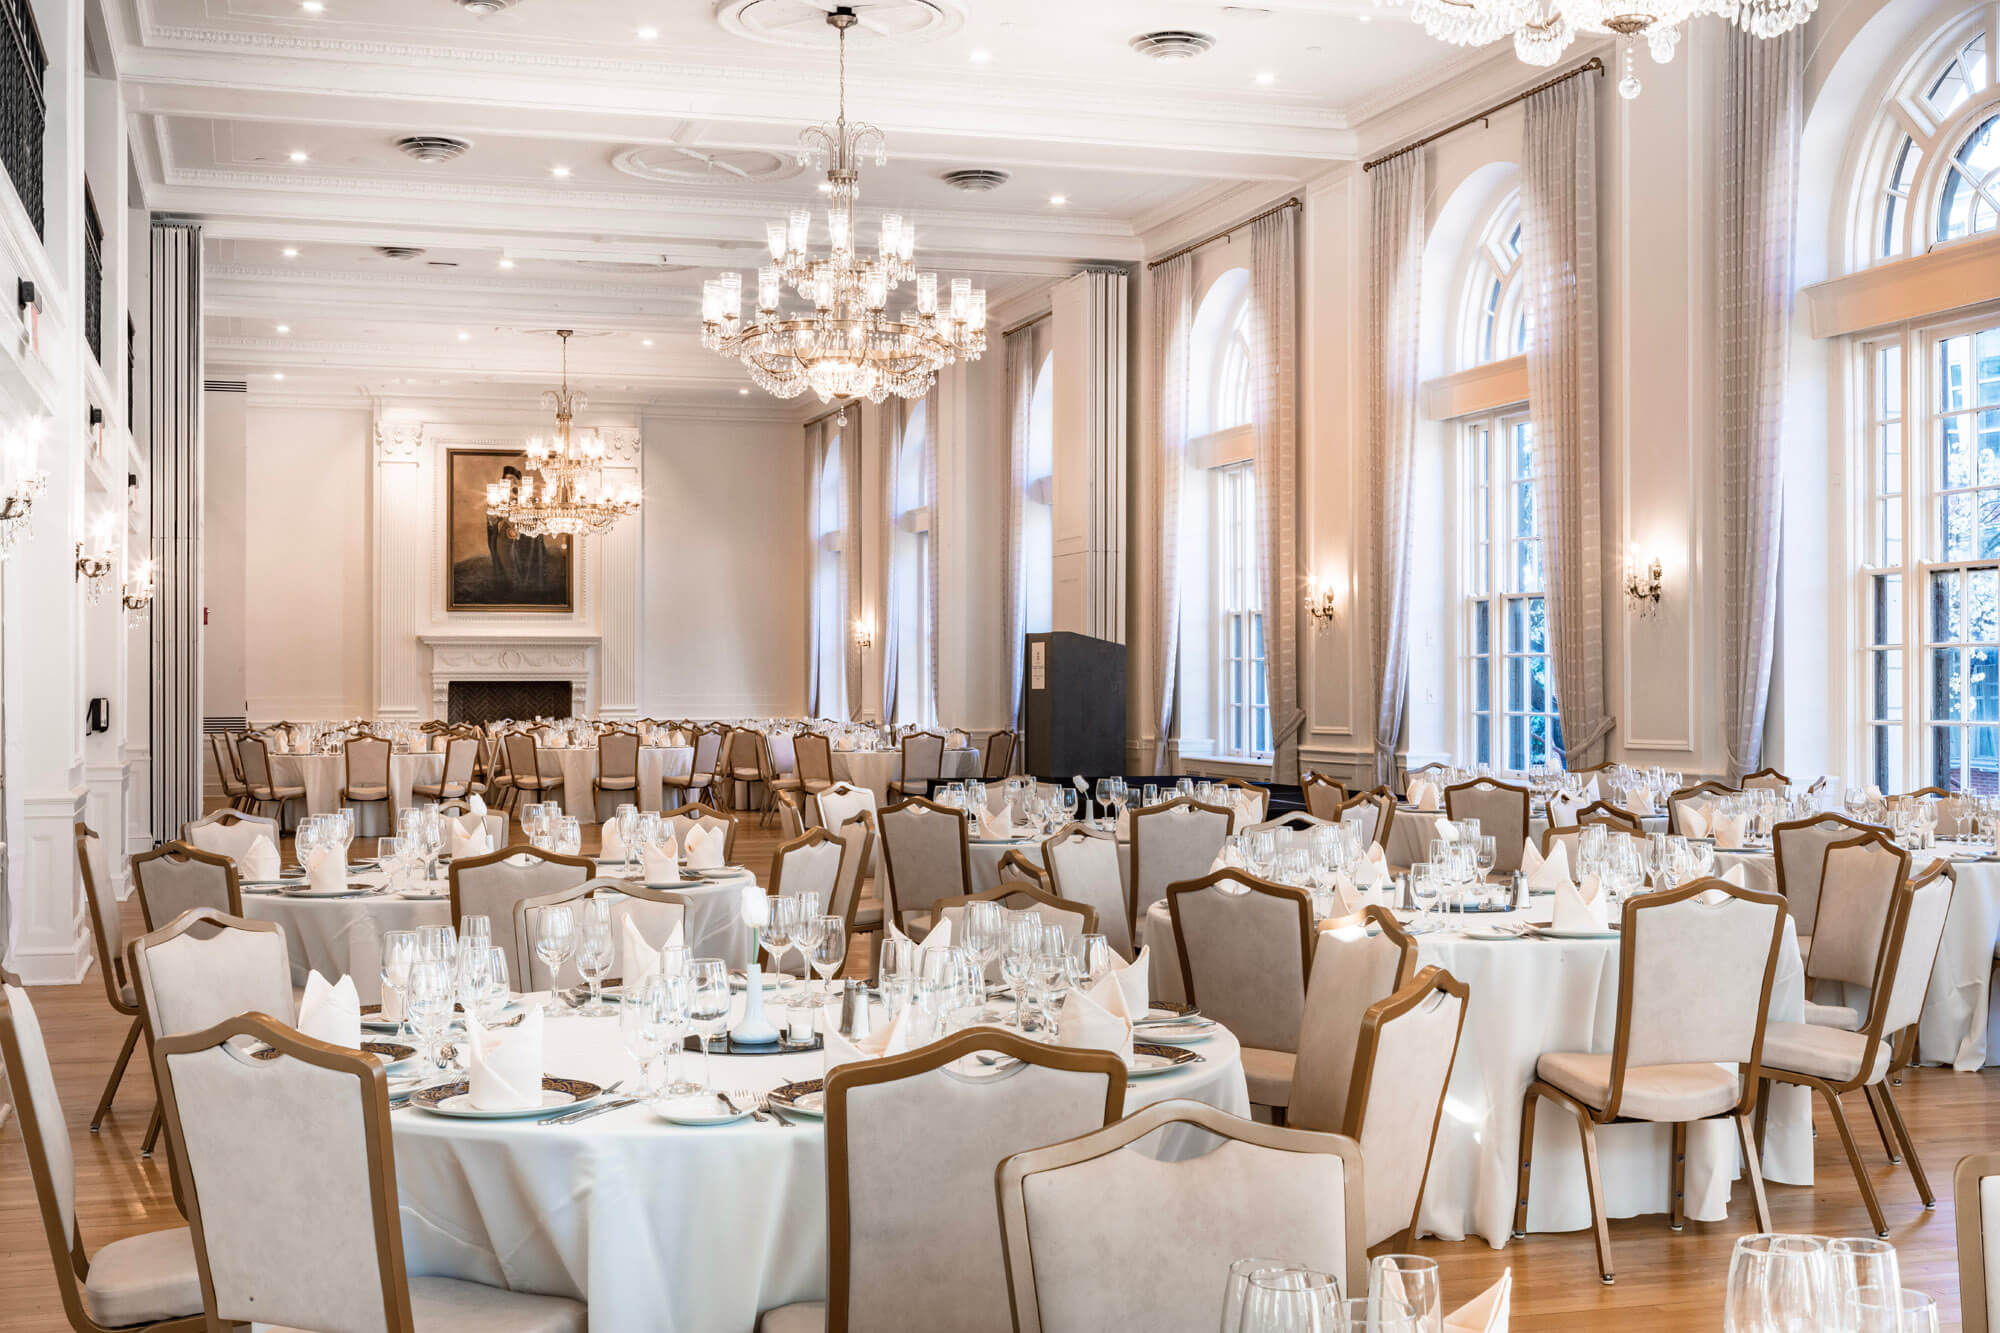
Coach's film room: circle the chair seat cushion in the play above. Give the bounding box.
[267,1277,586,1333]
[594,777,638,791]
[757,1301,825,1333]
[1761,1021,1891,1085]
[1536,1051,1741,1122]
[1803,1000,1862,1031]
[770,775,802,792]
[801,778,834,794]
[853,903,883,930]
[83,1226,204,1326]
[1240,1045,1296,1109]
[342,785,390,800]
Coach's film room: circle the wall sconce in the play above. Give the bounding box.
[75,516,115,604]
[852,618,875,651]
[122,556,155,623]
[1304,574,1338,628]
[1625,544,1664,615]
[0,433,47,559]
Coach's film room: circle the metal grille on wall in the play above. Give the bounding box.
[83,184,102,364]
[448,681,573,724]
[150,221,206,841]
[0,0,44,238]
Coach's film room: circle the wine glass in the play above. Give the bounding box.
[762,895,797,993]
[620,973,669,1096]
[1095,778,1113,822]
[1034,923,1069,1032]
[1826,1238,1901,1333]
[1409,864,1439,932]
[1245,830,1277,880]
[533,904,577,1013]
[405,957,453,1078]
[615,804,639,868]
[556,815,583,857]
[1475,835,1497,886]
[295,816,323,872]
[1237,1267,1343,1332]
[685,959,732,1092]
[963,900,1005,1004]
[575,899,616,1016]
[453,937,491,1016]
[1725,1234,1831,1333]
[478,947,510,1024]
[789,909,826,1022]
[1367,1256,1439,1333]
[809,914,846,1012]
[1000,915,1040,1029]
[879,937,919,1020]
[380,929,418,1041]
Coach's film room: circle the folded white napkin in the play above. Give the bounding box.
[1866,784,1884,801]
[1548,792,1584,828]
[1407,779,1441,811]
[1060,970,1136,1063]
[1444,1271,1511,1332]
[305,846,346,895]
[977,806,1019,840]
[1679,801,1713,839]
[824,1005,926,1070]
[922,916,954,950]
[684,823,727,870]
[297,972,361,1049]
[1100,947,1149,1017]
[1233,791,1262,826]
[447,821,492,859]
[620,913,685,982]
[1115,808,1131,840]
[1526,841,1572,892]
[1551,873,1607,932]
[1721,863,1748,888]
[242,835,281,882]
[465,1008,543,1111]
[641,840,680,883]
[599,819,629,861]
[467,792,489,821]
[1434,818,1461,843]
[1711,812,1748,848]
[189,819,263,865]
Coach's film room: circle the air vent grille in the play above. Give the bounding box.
[375,246,427,261]
[453,0,519,13]
[941,168,1011,192]
[1129,29,1217,60]
[395,135,471,164]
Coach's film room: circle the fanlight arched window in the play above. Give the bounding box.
[1868,18,2000,262]
[1460,192,1527,369]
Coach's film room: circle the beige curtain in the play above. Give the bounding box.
[1522,72,1614,767]
[1368,155,1426,786]
[805,417,829,717]
[1721,28,1800,780]
[1149,255,1196,769]
[881,401,904,723]
[1003,322,1045,726]
[1248,207,1305,779]
[839,408,864,721]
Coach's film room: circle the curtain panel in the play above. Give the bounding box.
[1720,28,1801,780]
[1521,73,1615,767]
[1003,321,1045,727]
[840,408,865,721]
[1368,155,1426,786]
[1148,255,1196,769]
[881,401,904,723]
[1249,207,1306,779]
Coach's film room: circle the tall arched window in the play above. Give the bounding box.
[813,430,846,719]
[892,399,934,725]
[1022,353,1055,637]
[1459,192,1528,368]
[1869,18,2000,261]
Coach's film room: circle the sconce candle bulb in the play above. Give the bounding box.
[1624,544,1664,615]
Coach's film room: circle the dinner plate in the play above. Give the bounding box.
[767,1078,826,1117]
[1125,1043,1204,1078]
[411,1076,603,1119]
[251,1040,414,1066]
[728,971,785,991]
[1527,925,1621,940]
[1133,1021,1214,1045]
[1144,1001,1202,1021]
[1459,925,1529,942]
[682,866,740,880]
[652,1094,756,1126]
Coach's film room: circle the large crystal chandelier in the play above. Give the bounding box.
[485,330,640,539]
[1394,0,1812,97]
[700,6,987,414]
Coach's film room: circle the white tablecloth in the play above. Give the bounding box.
[269,753,448,831]
[1137,896,1811,1246]
[391,1002,1248,1333]
[592,862,757,969]
[528,746,693,816]
[828,748,981,805]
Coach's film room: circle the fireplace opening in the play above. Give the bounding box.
[448,681,573,724]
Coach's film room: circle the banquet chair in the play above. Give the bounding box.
[887,730,947,801]
[937,880,1097,942]
[412,736,479,804]
[774,789,808,840]
[235,734,308,830]
[591,727,641,823]
[1514,878,1788,1283]
[1539,822,1650,860]
[437,798,510,850]
[1772,812,1880,958]
[725,729,769,814]
[1301,771,1348,819]
[816,781,879,835]
[483,735,517,810]
[1336,790,1396,853]
[979,729,1017,780]
[1756,857,1953,1236]
[1244,810,1330,853]
[1796,830,1908,1030]
[1043,824,1132,960]
[1213,776,1271,823]
[1956,1150,2000,1333]
[0,973,207,1333]
[1167,868,1315,1114]
[1666,780,1739,836]
[994,1099,1367,1333]
[182,808,281,863]
[1444,779,1532,872]
[1742,766,1792,793]
[756,1029,1125,1333]
[793,731,838,797]
[998,846,1050,890]
[503,732,565,811]
[340,734,394,829]
[516,881,689,991]
[221,733,256,808]
[129,843,242,931]
[1129,796,1234,925]
[1576,799,1646,833]
[1288,908,1420,1133]
[209,734,251,812]
[761,733,805,823]
[769,827,847,910]
[877,795,972,935]
[449,846,594,980]
[662,801,739,863]
[154,1012,588,1333]
[662,726,725,810]
[1344,966,1470,1248]
[75,823,154,1142]
[829,813,880,969]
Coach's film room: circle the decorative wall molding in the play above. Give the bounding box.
[375,420,422,460]
[420,634,600,719]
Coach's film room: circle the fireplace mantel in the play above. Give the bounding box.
[419,635,600,719]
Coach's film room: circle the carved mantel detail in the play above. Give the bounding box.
[420,635,600,718]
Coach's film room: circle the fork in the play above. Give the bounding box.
[754,1092,796,1128]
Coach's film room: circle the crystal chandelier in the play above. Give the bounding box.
[1392,0,1812,97]
[485,330,640,539]
[0,465,45,558]
[700,6,987,417]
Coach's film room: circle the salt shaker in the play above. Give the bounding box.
[838,979,873,1040]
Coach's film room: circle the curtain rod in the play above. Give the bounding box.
[1002,308,1052,339]
[1363,57,1604,173]
[1146,196,1302,271]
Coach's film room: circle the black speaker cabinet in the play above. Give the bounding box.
[1022,632,1127,779]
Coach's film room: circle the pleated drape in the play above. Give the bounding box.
[1368,156,1426,786]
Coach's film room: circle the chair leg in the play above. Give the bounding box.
[1733,1112,1773,1233]
[1576,1113,1615,1284]
[141,1099,164,1157]
[1875,1080,1935,1209]
[91,1015,143,1133]
[1669,1120,1688,1232]
[1818,1084,1889,1236]
[1752,1075,1772,1157]
[1511,1086,1541,1238]
[1861,1084,1901,1164]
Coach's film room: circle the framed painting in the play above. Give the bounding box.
[446,448,574,612]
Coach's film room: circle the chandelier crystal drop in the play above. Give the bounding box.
[1386,0,1811,97]
[485,330,640,539]
[700,6,987,411]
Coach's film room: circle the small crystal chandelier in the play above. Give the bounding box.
[74,516,115,605]
[0,432,47,559]
[700,6,987,418]
[1390,0,1812,98]
[485,330,640,539]
[122,556,155,624]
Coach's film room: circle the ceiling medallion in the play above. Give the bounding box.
[486,330,640,538]
[698,5,987,419]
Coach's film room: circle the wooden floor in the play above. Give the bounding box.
[4,818,1995,1330]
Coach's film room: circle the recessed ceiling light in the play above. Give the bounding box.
[1049,194,1068,206]
[637,26,659,39]
[276,324,290,333]
[282,247,299,258]
[739,388,750,395]
[498,258,515,269]
[1254,71,1275,85]
[300,1,324,11]
[642,338,654,347]
[550,165,570,178]
[289,149,310,162]
[273,372,286,380]
[970,48,991,63]
[457,331,471,342]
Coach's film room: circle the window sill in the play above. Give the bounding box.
[1177,749,1276,781]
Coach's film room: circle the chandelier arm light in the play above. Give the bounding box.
[486,329,640,538]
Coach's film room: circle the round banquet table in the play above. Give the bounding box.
[590,862,757,968]
[1386,807,1669,869]
[1136,894,1812,1247]
[390,1000,1248,1333]
[828,747,981,805]
[531,745,694,815]
[268,752,447,830]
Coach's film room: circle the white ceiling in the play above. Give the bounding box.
[106,0,1481,407]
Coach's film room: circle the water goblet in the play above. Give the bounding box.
[533,904,577,1013]
[685,959,732,1091]
[380,929,418,1041]
[574,899,616,1015]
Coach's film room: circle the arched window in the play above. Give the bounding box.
[1022,353,1055,637]
[813,429,845,719]
[1459,192,1527,369]
[1869,18,2000,261]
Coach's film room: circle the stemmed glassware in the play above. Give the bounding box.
[615,804,640,870]
[1244,830,1277,880]
[405,957,453,1079]
[1725,1234,1832,1332]
[1001,913,1044,1029]
[574,899,617,1016]
[809,914,846,1013]
[555,815,583,857]
[476,948,510,1025]
[533,904,577,1013]
[380,929,418,1041]
[685,959,732,1091]
[1234,1267,1344,1332]
[1367,1256,1440,1333]
[1825,1237,1901,1333]
[879,938,919,1020]
[620,974,670,1096]
[762,895,798,998]
[963,900,1004,1007]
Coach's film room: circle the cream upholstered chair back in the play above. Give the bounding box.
[823,1031,1125,1333]
[448,848,594,979]
[1539,823,1649,861]
[774,790,808,840]
[1806,832,1909,990]
[995,1099,1367,1333]
[1301,772,1347,820]
[210,733,244,792]
[1443,779,1532,872]
[663,802,737,861]
[1772,813,1879,939]
[1879,865,1955,1037]
[817,781,879,832]
[1336,791,1393,851]
[437,736,478,794]
[794,731,835,788]
[345,735,391,791]
[1576,800,1645,832]
[515,882,688,991]
[938,883,1096,943]
[1130,797,1233,922]
[130,910,296,1040]
[436,799,509,849]
[237,735,277,791]
[1348,966,1470,1247]
[1166,871,1314,1053]
[770,829,844,909]
[75,823,134,1014]
[598,729,639,783]
[1954,1150,2000,1333]
[878,796,971,932]
[130,842,242,931]
[979,730,1016,780]
[1742,767,1792,793]
[1287,908,1420,1133]
[1667,780,1739,835]
[2,978,84,1250]
[899,730,947,785]
[689,727,726,780]
[1244,811,1329,853]
[184,808,282,864]
[1043,824,1131,959]
[503,732,542,788]
[1616,879,1786,1079]
[829,813,876,930]
[155,1014,412,1333]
